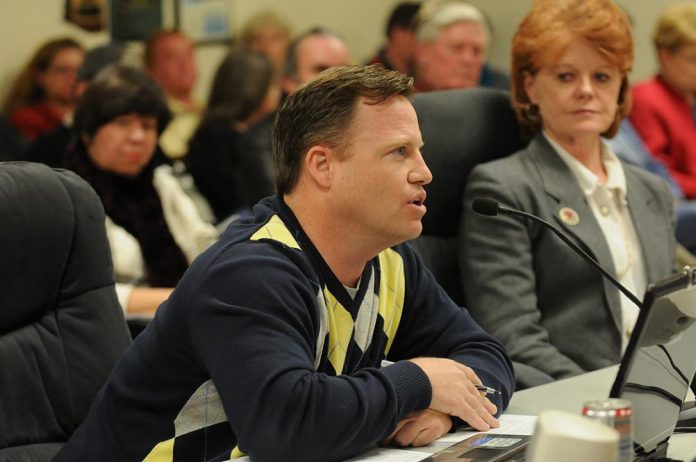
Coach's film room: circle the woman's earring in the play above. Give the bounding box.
[523,103,539,120]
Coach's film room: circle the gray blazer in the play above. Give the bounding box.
[460,134,677,389]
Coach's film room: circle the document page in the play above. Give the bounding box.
[440,413,538,443]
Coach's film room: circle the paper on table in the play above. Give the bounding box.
[437,414,538,444]
[490,414,537,435]
[343,447,432,461]
[226,448,431,462]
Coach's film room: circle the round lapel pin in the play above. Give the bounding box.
[559,207,580,226]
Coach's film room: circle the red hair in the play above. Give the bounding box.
[511,0,633,138]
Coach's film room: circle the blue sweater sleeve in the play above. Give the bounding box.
[386,243,516,413]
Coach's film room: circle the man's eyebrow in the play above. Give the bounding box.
[382,139,425,151]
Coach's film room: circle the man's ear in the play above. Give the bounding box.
[303,145,334,189]
[657,47,672,69]
[281,74,298,95]
[415,42,430,65]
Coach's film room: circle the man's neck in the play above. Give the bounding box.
[413,66,436,92]
[284,193,374,288]
[385,43,411,75]
[168,92,199,112]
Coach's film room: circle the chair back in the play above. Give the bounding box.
[0,162,130,462]
[411,88,525,304]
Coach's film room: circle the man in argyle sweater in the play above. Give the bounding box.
[55,64,514,462]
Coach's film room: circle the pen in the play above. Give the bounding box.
[475,384,502,395]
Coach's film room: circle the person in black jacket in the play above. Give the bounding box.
[187,47,280,223]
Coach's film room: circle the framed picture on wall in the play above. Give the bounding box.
[175,0,232,44]
[65,0,107,31]
[110,0,163,41]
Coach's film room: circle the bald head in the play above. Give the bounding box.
[282,30,351,94]
[144,31,198,101]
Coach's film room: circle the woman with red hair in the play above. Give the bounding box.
[460,0,677,389]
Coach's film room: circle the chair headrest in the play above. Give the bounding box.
[0,162,111,332]
[413,88,525,237]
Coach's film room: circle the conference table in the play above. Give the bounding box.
[506,365,696,461]
[347,365,696,461]
[231,366,696,461]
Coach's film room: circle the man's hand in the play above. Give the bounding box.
[409,357,499,431]
[382,409,452,447]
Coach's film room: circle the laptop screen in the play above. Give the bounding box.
[610,268,696,458]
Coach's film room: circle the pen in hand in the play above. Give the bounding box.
[475,384,501,395]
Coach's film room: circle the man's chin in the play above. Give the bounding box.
[451,78,477,90]
[402,224,424,243]
[57,95,76,106]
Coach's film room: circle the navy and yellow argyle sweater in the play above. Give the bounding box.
[54,195,514,462]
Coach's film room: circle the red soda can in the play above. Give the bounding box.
[582,399,633,462]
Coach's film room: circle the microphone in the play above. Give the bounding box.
[471,197,644,309]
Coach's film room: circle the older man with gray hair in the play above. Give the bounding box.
[413,0,491,91]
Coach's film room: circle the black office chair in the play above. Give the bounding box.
[411,88,525,305]
[0,162,131,462]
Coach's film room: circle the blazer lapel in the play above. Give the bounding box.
[625,170,662,285]
[527,135,623,332]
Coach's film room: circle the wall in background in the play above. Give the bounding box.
[0,0,400,106]
[0,0,677,108]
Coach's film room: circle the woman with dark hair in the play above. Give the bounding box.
[3,37,84,141]
[66,64,218,316]
[460,0,677,389]
[186,47,280,223]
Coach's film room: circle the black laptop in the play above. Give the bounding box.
[610,268,696,461]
